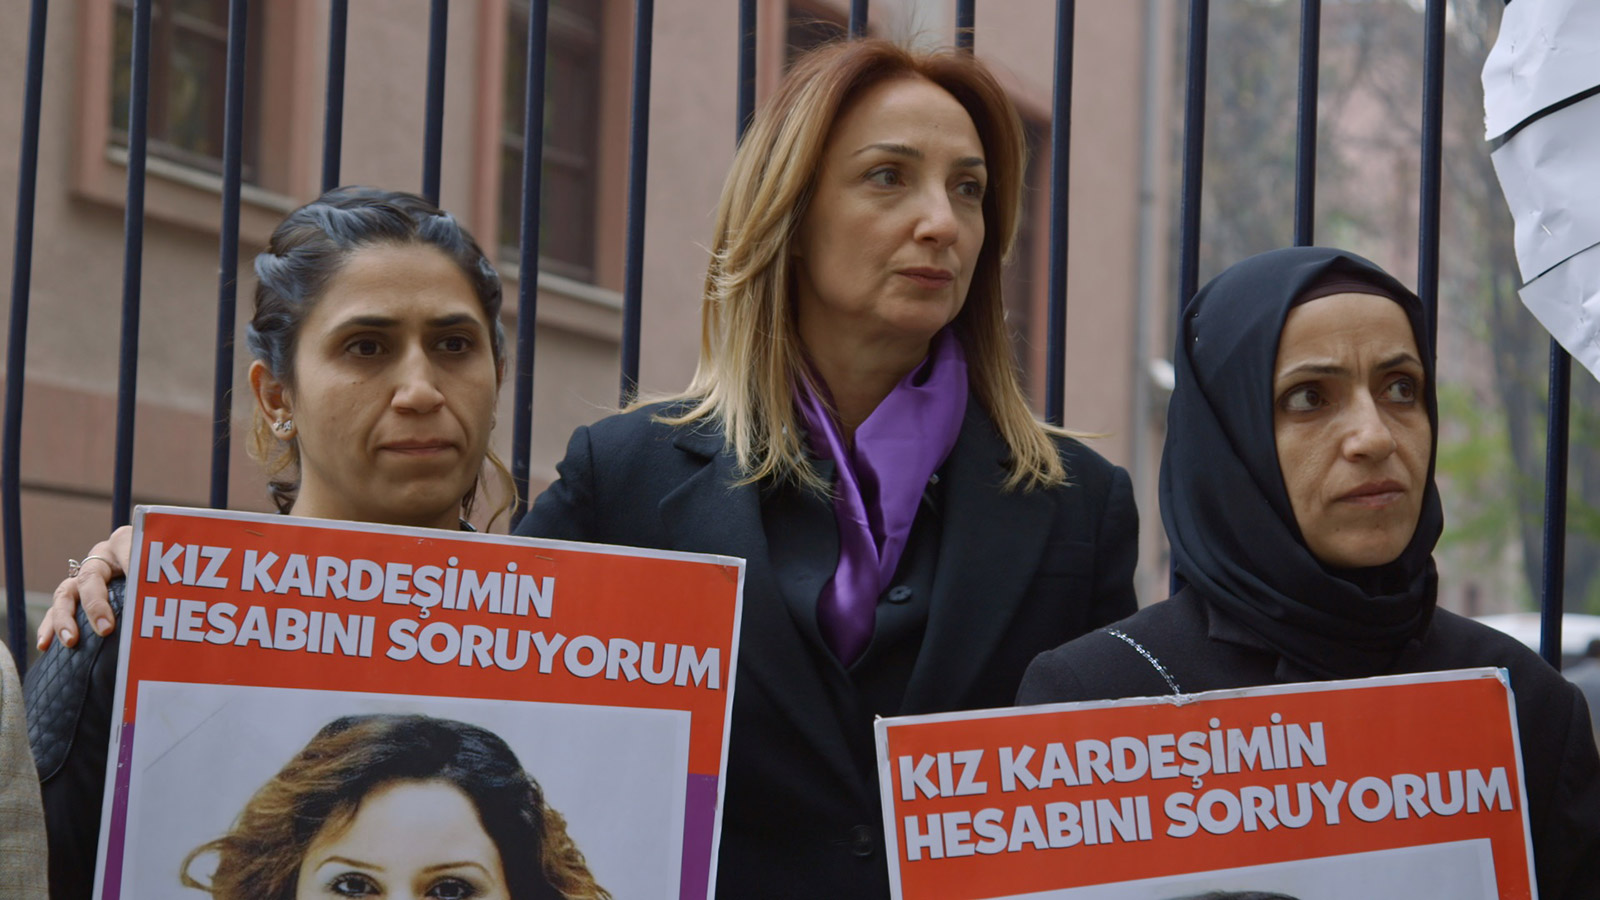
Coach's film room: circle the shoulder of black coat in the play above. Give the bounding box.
[1012,430,1122,509]
[1422,609,1578,702]
[580,399,707,449]
[1023,597,1201,703]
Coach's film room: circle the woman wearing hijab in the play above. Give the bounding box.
[1018,246,1600,899]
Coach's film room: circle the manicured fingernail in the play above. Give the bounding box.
[95,618,112,635]
[59,630,72,646]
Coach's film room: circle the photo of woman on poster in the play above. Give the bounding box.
[180,714,609,900]
[1168,893,1300,900]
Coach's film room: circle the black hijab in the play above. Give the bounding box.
[1159,246,1444,679]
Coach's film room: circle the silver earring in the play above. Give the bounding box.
[274,418,295,437]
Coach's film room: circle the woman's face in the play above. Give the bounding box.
[793,75,987,357]
[295,779,509,900]
[253,243,499,531]
[1273,292,1431,569]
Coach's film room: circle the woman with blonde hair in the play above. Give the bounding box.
[517,39,1139,896]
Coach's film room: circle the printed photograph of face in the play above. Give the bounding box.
[111,683,691,900]
[999,839,1502,900]
[1164,893,1301,900]
[293,776,519,899]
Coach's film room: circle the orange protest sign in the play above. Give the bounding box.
[96,506,743,900]
[875,669,1533,899]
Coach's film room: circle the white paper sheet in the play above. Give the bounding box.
[1489,91,1600,281]
[1483,0,1600,140]
[1519,240,1600,383]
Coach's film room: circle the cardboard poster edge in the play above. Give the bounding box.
[701,560,747,900]
[876,666,1511,734]
[875,716,909,900]
[134,503,747,569]
[1501,673,1540,899]
[91,505,148,900]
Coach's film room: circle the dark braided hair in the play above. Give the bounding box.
[246,186,510,517]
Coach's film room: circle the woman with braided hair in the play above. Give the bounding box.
[26,186,524,898]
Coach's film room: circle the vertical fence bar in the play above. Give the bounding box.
[3,0,50,666]
[955,0,974,50]
[110,0,154,530]
[1172,0,1209,593]
[737,0,756,141]
[322,0,349,192]
[850,0,868,38]
[619,0,654,404]
[510,0,550,528]
[1176,0,1209,314]
[1292,0,1320,246]
[1416,0,1444,341]
[1043,0,1075,426]
[209,0,250,511]
[421,0,450,204]
[1540,343,1571,667]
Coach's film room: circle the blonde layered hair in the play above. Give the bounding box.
[660,39,1068,493]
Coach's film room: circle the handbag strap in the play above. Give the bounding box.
[1104,628,1184,696]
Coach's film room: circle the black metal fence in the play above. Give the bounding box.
[2,0,1572,675]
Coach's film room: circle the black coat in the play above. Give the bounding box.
[517,399,1139,898]
[23,583,126,900]
[1018,590,1600,900]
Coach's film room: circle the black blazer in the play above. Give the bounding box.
[517,398,1138,898]
[1019,590,1600,900]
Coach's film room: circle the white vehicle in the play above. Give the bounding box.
[1477,613,1600,742]
[1474,612,1600,665]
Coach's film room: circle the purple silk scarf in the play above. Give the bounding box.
[794,328,969,665]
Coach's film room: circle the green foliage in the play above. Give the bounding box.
[1192,0,1600,610]
[1434,384,1519,550]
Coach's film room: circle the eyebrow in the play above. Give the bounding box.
[421,861,492,875]
[1376,352,1423,370]
[316,856,383,871]
[333,313,483,330]
[851,142,985,169]
[1276,351,1424,381]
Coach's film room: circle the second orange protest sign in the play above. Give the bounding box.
[876,669,1533,899]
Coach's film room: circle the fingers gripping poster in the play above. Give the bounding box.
[875,670,1535,900]
[96,506,744,900]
